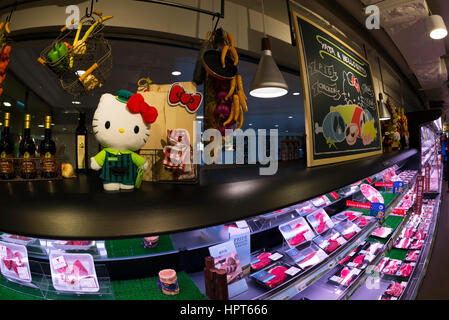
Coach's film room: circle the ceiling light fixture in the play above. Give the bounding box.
[171,71,182,76]
[293,92,300,96]
[426,14,448,39]
[378,93,391,121]
[3,102,11,107]
[249,0,288,98]
[38,124,44,128]
[288,116,293,119]
[72,101,81,105]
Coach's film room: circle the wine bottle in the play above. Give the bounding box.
[19,114,37,179]
[75,112,88,173]
[0,112,16,179]
[40,115,57,178]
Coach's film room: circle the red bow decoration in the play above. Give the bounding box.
[127,93,158,124]
[168,83,202,113]
[351,75,360,93]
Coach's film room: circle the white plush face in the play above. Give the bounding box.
[93,93,150,151]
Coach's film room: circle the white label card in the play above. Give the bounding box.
[269,253,283,261]
[236,220,248,229]
[0,246,6,258]
[17,267,29,280]
[80,277,97,289]
[285,266,301,277]
[52,255,67,270]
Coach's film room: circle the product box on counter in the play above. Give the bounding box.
[313,229,347,254]
[279,217,316,248]
[306,209,334,235]
[1,234,35,246]
[285,242,328,270]
[51,241,95,251]
[380,281,408,300]
[49,252,99,293]
[250,249,284,272]
[0,241,32,283]
[249,262,298,290]
[333,220,361,241]
[328,266,361,287]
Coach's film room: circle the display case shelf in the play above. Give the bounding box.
[0,149,418,240]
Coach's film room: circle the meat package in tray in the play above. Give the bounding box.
[328,265,361,287]
[381,259,402,276]
[353,215,374,228]
[379,281,408,300]
[345,251,376,270]
[371,226,394,239]
[51,240,95,251]
[393,238,412,250]
[49,252,99,293]
[405,250,420,262]
[0,241,32,283]
[285,242,328,270]
[250,249,284,272]
[306,209,334,235]
[278,217,316,248]
[399,228,415,239]
[250,262,297,289]
[396,262,415,278]
[312,229,347,254]
[333,220,361,241]
[1,234,36,246]
[331,210,362,223]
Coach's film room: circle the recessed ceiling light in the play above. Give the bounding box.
[38,124,44,128]
[72,101,81,105]
[51,123,55,126]
[249,123,253,126]
[172,71,182,76]
[3,102,11,107]
[288,116,293,119]
[293,92,300,96]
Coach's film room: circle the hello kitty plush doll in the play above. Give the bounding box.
[90,90,158,191]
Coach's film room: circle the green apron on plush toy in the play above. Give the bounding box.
[90,90,158,192]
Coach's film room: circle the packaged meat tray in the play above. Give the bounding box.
[332,211,362,223]
[410,240,424,250]
[399,228,415,239]
[285,243,328,270]
[413,231,426,241]
[278,217,316,248]
[250,262,295,289]
[361,242,383,256]
[371,226,394,239]
[382,259,402,275]
[311,195,332,208]
[52,240,95,251]
[306,209,334,235]
[328,266,361,287]
[360,184,384,204]
[379,281,407,300]
[393,238,412,250]
[333,221,361,241]
[293,202,317,216]
[346,252,375,270]
[396,262,415,278]
[49,252,99,293]
[1,234,35,246]
[250,249,284,272]
[313,229,347,254]
[0,241,32,283]
[405,250,420,262]
[354,216,374,228]
[375,257,389,273]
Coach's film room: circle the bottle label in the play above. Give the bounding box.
[41,153,57,173]
[20,154,36,174]
[77,135,86,169]
[0,153,14,174]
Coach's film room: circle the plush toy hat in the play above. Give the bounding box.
[116,89,158,124]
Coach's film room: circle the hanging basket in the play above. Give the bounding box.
[38,13,113,96]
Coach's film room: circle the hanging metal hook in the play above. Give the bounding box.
[5,1,17,23]
[86,0,98,18]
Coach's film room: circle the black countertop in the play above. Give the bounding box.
[0,149,417,240]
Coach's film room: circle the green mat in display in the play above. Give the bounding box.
[105,235,175,258]
[112,271,207,300]
[0,277,44,300]
[387,248,408,261]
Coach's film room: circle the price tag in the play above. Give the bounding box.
[80,277,97,289]
[0,245,6,258]
[235,220,248,229]
[285,266,301,276]
[269,253,283,261]
[295,282,306,293]
[17,266,29,280]
[52,255,67,270]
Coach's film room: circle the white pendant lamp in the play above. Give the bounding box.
[249,0,288,98]
[426,14,448,40]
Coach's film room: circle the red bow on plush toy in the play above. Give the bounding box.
[127,93,158,124]
[168,83,202,113]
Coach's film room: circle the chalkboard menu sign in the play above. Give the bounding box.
[292,12,383,167]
